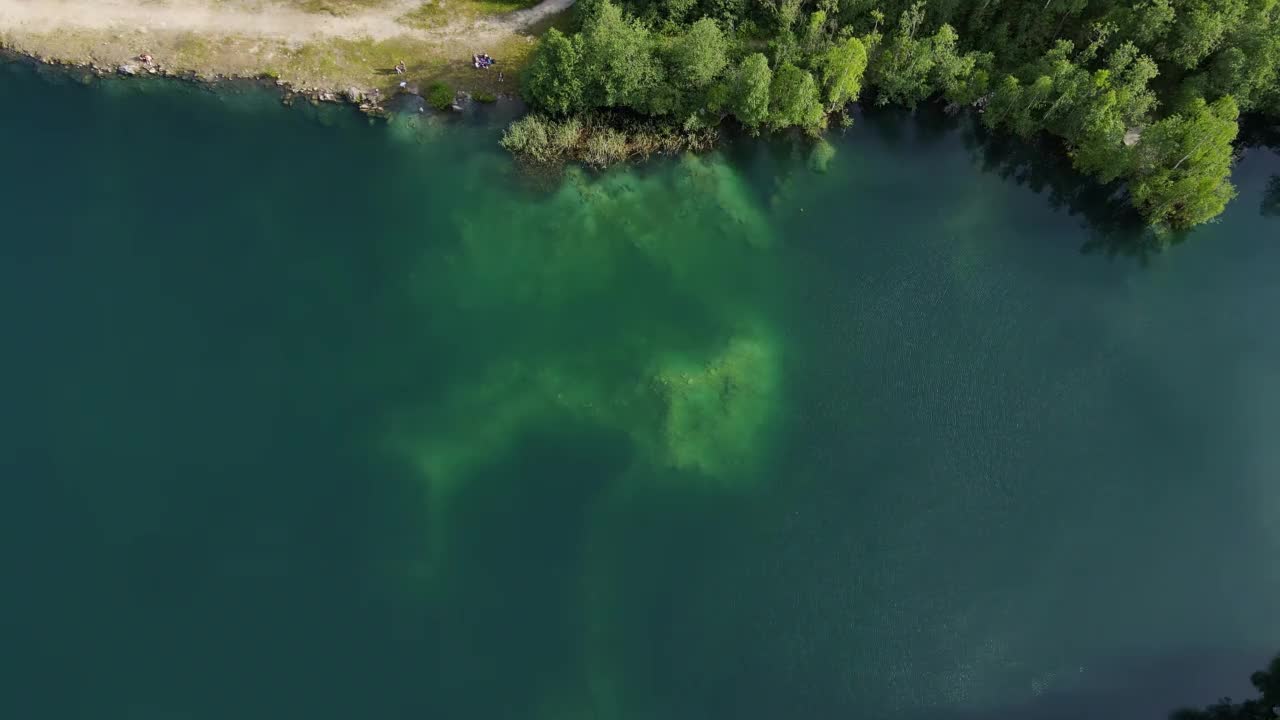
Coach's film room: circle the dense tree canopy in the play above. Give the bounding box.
[1130,95,1240,229]
[522,28,584,115]
[768,62,826,131]
[515,0,1280,229]
[732,53,773,128]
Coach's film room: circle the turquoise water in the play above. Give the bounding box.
[2,61,1279,719]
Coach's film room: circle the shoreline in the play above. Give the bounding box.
[0,44,385,114]
[0,0,572,114]
[0,41,527,119]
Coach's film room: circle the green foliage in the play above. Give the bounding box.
[732,53,773,128]
[501,114,556,162]
[1197,2,1280,113]
[801,10,829,55]
[523,28,585,115]
[929,23,989,106]
[666,18,730,93]
[583,127,629,167]
[984,39,1161,183]
[1130,96,1240,230]
[768,62,826,132]
[509,0,1280,228]
[501,113,717,166]
[659,0,698,22]
[1115,0,1175,48]
[579,1,660,109]
[1159,0,1248,70]
[815,36,869,110]
[426,81,454,111]
[869,2,935,107]
[474,91,498,104]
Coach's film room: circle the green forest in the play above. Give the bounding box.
[505,0,1280,230]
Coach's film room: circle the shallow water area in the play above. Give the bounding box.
[2,62,1279,720]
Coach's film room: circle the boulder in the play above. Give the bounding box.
[117,63,140,76]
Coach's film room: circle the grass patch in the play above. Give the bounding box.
[583,127,627,168]
[399,0,544,29]
[285,0,393,16]
[398,1,452,29]
[471,0,542,12]
[502,113,716,169]
[475,90,497,102]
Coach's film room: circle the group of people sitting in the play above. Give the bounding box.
[472,53,496,69]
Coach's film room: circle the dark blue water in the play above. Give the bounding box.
[2,61,1278,720]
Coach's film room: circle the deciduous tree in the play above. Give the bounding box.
[523,29,585,115]
[1130,96,1241,229]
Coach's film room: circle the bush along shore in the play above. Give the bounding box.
[502,112,718,167]
[509,0,1280,231]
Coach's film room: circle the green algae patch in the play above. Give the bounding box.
[652,331,782,479]
[384,108,449,144]
[388,155,788,505]
[396,328,783,496]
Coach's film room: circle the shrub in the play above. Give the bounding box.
[582,127,628,168]
[550,117,584,153]
[501,114,554,162]
[426,81,454,111]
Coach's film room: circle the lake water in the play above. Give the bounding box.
[2,60,1278,720]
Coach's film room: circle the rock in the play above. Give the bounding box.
[344,87,365,103]
[117,63,140,76]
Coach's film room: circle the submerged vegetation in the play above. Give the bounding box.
[389,155,783,525]
[513,0,1280,230]
[426,80,455,110]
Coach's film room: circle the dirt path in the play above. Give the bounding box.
[475,0,573,33]
[0,0,571,44]
[0,0,576,96]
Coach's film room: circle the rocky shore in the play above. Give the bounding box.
[0,41,513,120]
[0,0,564,116]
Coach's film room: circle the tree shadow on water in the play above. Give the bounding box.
[908,650,1279,720]
[1262,175,1280,218]
[955,117,1170,264]
[1240,115,1280,153]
